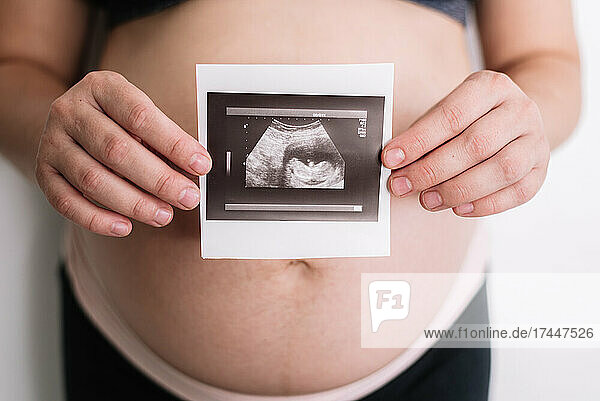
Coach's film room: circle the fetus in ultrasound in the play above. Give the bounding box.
[282,138,344,188]
[246,119,345,189]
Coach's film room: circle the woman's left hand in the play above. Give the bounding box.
[382,70,550,217]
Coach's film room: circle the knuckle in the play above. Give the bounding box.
[53,194,76,219]
[485,195,501,215]
[446,181,471,204]
[102,70,125,82]
[131,197,150,218]
[491,71,512,88]
[82,71,104,91]
[466,70,492,84]
[408,132,430,156]
[416,161,441,187]
[465,71,481,83]
[473,70,513,93]
[84,71,126,98]
[522,98,544,129]
[85,212,103,233]
[523,97,539,114]
[542,154,550,170]
[486,70,512,91]
[84,70,122,86]
[42,130,64,151]
[79,168,105,195]
[541,138,551,165]
[439,103,464,133]
[34,162,47,186]
[465,132,493,160]
[498,155,523,183]
[102,135,130,165]
[154,171,177,198]
[513,180,535,204]
[469,70,494,83]
[48,97,71,118]
[126,102,153,132]
[83,71,101,85]
[167,135,187,159]
[534,134,551,167]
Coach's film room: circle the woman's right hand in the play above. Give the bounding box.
[35,71,212,237]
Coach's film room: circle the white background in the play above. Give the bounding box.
[485,1,600,399]
[0,1,598,400]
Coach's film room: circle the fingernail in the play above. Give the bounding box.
[110,221,130,236]
[154,208,172,226]
[391,176,412,196]
[422,191,443,209]
[455,202,474,215]
[178,187,200,209]
[189,153,212,175]
[385,148,405,167]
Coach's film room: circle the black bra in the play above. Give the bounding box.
[85,0,473,27]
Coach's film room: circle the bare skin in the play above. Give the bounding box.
[0,0,580,396]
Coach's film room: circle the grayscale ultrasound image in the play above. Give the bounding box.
[206,92,385,221]
[246,119,345,189]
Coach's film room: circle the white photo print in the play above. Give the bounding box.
[196,64,393,259]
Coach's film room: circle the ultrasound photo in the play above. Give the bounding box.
[206,92,385,222]
[197,63,393,258]
[246,119,345,189]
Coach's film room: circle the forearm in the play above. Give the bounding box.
[0,61,68,181]
[496,54,581,151]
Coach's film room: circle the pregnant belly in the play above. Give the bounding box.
[71,0,480,395]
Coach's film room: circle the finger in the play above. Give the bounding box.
[36,163,132,237]
[382,71,517,169]
[67,104,200,210]
[453,167,546,217]
[84,71,212,175]
[51,138,174,227]
[388,101,528,197]
[419,134,540,211]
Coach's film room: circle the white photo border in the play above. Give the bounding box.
[196,64,394,259]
